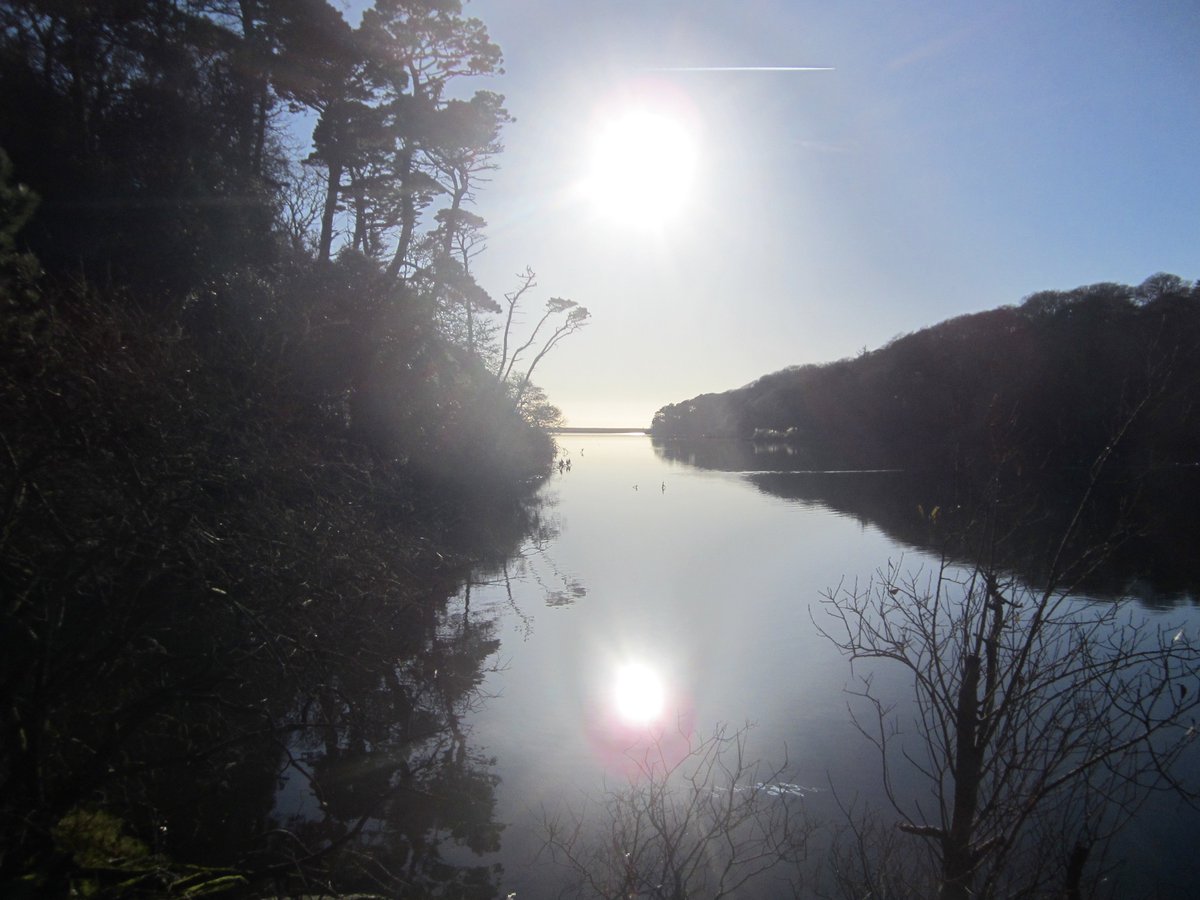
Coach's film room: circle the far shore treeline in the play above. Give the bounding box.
[651,275,1200,477]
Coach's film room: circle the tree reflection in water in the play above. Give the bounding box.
[1,453,544,899]
[264,580,509,897]
[652,437,1200,606]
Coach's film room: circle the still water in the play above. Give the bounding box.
[456,433,1198,897]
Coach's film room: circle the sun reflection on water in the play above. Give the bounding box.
[585,656,695,778]
[612,661,665,724]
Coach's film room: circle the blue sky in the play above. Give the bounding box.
[342,1,1199,426]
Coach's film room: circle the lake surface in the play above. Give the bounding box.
[454,433,1199,897]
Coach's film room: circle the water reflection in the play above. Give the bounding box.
[127,596,502,894]
[262,583,508,897]
[653,437,1200,606]
[2,491,545,899]
[446,433,1200,898]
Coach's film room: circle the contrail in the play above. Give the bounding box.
[646,66,834,72]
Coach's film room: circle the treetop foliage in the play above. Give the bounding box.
[0,0,578,442]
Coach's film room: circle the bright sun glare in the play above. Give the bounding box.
[583,106,698,229]
[612,662,666,724]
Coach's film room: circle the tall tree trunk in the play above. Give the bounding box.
[386,146,415,280]
[251,91,269,176]
[350,169,367,252]
[942,653,983,900]
[318,159,342,262]
[237,0,269,176]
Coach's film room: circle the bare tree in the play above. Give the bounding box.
[495,266,538,382]
[817,533,1200,898]
[540,722,812,899]
[278,161,327,255]
[494,268,590,403]
[820,791,938,900]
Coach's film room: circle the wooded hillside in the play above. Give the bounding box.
[652,276,1200,475]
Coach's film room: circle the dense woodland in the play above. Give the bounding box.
[652,275,1200,478]
[0,1,578,895]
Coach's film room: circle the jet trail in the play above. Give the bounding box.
[646,66,834,72]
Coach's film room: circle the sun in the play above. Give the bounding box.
[582,105,699,229]
[612,662,667,724]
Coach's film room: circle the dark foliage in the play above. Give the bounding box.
[652,277,1200,477]
[0,260,549,897]
[0,0,284,296]
[0,2,559,895]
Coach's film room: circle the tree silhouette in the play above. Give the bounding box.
[816,437,1200,898]
[495,269,591,405]
[542,723,811,899]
